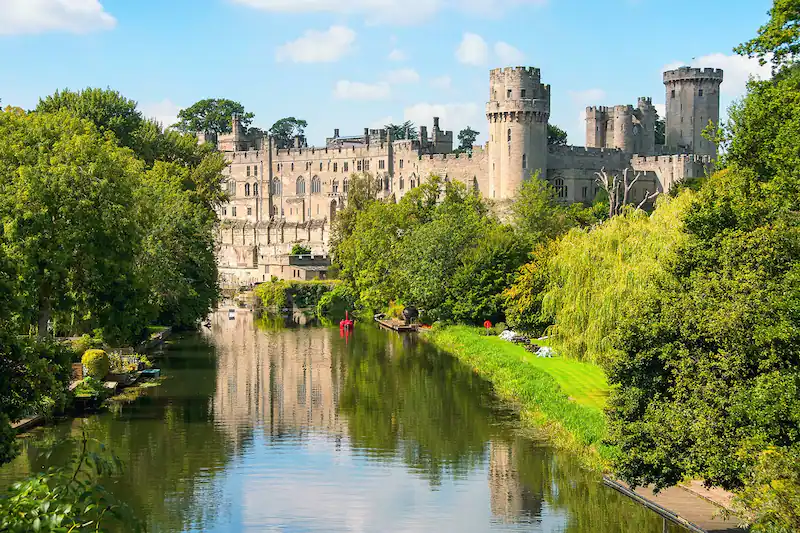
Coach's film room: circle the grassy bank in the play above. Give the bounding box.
[425,325,612,469]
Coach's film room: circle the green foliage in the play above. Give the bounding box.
[269,117,308,149]
[547,124,568,146]
[255,280,338,310]
[386,300,405,319]
[734,446,800,532]
[537,194,692,365]
[456,126,479,152]
[316,284,357,319]
[0,433,143,532]
[254,281,289,310]
[503,242,557,335]
[174,98,254,134]
[385,121,418,140]
[73,376,107,398]
[290,244,312,255]
[734,0,800,69]
[68,335,102,360]
[81,350,110,380]
[654,112,666,146]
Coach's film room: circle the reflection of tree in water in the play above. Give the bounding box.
[337,327,500,486]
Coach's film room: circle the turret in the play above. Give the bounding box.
[613,105,634,153]
[486,67,551,199]
[663,67,724,156]
[586,106,609,149]
[636,97,656,155]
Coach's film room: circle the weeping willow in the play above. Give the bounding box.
[540,192,693,366]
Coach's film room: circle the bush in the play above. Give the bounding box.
[316,284,357,319]
[254,281,289,309]
[81,349,110,380]
[386,300,405,319]
[69,334,102,360]
[290,244,312,255]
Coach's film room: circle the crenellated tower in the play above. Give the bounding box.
[636,97,656,154]
[486,67,550,199]
[663,67,724,156]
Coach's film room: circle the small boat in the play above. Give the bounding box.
[340,311,354,330]
[228,309,236,320]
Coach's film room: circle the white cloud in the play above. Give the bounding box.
[654,103,666,119]
[384,68,419,84]
[388,49,406,61]
[568,88,607,105]
[140,99,182,131]
[430,76,452,90]
[662,53,771,98]
[275,26,356,63]
[403,102,483,142]
[0,0,116,35]
[230,0,545,25]
[334,80,391,100]
[370,116,394,129]
[456,33,488,66]
[494,41,525,65]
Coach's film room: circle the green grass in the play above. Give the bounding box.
[425,325,613,468]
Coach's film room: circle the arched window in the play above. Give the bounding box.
[271,178,281,196]
[332,179,339,193]
[227,180,236,196]
[522,153,527,169]
[507,128,512,142]
[384,176,390,191]
[343,178,349,194]
[311,175,321,194]
[410,177,416,189]
[244,183,251,196]
[253,183,258,196]
[555,178,567,199]
[473,177,479,191]
[399,176,404,190]
[296,176,305,195]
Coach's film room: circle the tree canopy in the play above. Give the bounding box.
[547,124,568,146]
[174,98,254,134]
[385,121,418,141]
[457,126,479,152]
[735,0,800,69]
[269,117,308,149]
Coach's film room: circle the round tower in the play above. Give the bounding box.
[663,67,724,156]
[636,97,656,155]
[613,105,634,153]
[486,67,551,199]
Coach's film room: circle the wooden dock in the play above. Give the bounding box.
[375,317,418,332]
[603,477,748,532]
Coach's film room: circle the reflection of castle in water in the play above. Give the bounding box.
[489,441,544,524]
[206,310,346,445]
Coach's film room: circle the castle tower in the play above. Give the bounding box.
[636,97,656,155]
[613,105,635,153]
[486,67,551,199]
[663,67,724,156]
[585,106,608,149]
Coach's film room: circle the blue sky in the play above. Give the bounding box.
[0,0,774,146]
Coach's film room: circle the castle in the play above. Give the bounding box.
[213,65,723,287]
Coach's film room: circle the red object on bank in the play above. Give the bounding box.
[340,311,354,331]
[483,320,492,330]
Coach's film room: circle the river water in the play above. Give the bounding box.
[0,310,679,532]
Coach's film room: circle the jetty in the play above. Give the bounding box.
[603,477,748,532]
[374,317,418,333]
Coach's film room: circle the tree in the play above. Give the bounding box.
[654,110,666,145]
[0,110,147,342]
[594,167,659,218]
[457,126,479,153]
[385,121,418,141]
[269,117,308,149]
[734,0,800,69]
[174,98,254,134]
[36,88,144,148]
[290,244,311,255]
[510,174,578,245]
[547,124,568,146]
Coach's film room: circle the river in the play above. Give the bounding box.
[0,310,682,532]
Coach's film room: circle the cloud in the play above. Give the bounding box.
[0,0,116,35]
[654,103,666,119]
[494,41,525,65]
[334,80,391,100]
[139,99,182,130]
[430,76,452,90]
[403,102,483,141]
[456,33,488,66]
[276,26,356,63]
[384,68,420,84]
[230,0,546,25]
[370,116,394,129]
[568,88,607,105]
[388,49,406,61]
[662,53,771,98]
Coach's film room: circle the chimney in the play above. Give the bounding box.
[433,116,440,130]
[334,128,340,138]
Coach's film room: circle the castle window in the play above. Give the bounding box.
[521,89,526,98]
[357,160,362,172]
[332,180,339,193]
[379,159,385,170]
[400,176,404,190]
[232,206,237,217]
[320,162,323,171]
[698,89,704,97]
[343,178,349,193]
[244,183,251,196]
[385,177,390,191]
[311,175,321,194]
[582,186,588,200]
[333,162,338,172]
[364,160,370,171]
[247,207,252,216]
[410,177,416,189]
[507,89,512,98]
[291,162,294,171]
[222,207,227,216]
[507,129,512,142]
[317,205,319,215]
[343,162,348,172]
[522,154,527,169]
[246,166,251,177]
[254,166,258,177]
[399,159,404,169]
[253,183,258,196]
[555,178,567,199]
[671,89,676,98]
[473,177,479,191]
[227,180,236,196]
[271,178,281,195]
[296,177,306,195]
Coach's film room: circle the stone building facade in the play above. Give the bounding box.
[212,65,721,287]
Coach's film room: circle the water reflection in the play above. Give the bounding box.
[0,311,672,532]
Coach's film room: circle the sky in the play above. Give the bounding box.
[0,0,775,147]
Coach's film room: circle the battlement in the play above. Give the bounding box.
[586,105,610,114]
[632,154,715,164]
[663,67,724,83]
[490,66,541,77]
[614,104,634,114]
[638,97,653,107]
[550,145,624,156]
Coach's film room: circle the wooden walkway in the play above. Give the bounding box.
[604,477,748,532]
[374,318,418,332]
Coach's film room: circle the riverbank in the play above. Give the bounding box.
[424,325,612,469]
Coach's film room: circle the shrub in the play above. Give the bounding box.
[81,349,110,380]
[316,284,357,319]
[290,244,312,255]
[69,334,102,360]
[386,300,405,319]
